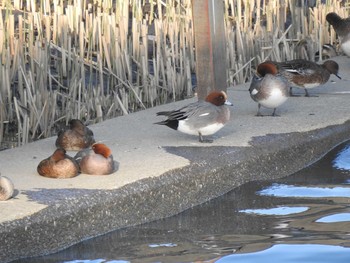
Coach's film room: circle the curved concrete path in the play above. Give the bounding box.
[1,56,350,262]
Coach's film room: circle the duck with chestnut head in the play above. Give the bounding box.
[37,148,79,179]
[155,90,233,143]
[75,143,118,175]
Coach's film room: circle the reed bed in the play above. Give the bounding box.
[225,0,349,85]
[0,0,348,148]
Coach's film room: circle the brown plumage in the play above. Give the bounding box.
[56,119,95,151]
[37,149,79,179]
[261,60,341,96]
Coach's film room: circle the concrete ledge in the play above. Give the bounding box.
[1,56,350,262]
[2,123,350,262]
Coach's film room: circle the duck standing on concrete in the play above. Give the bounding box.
[56,119,95,151]
[326,12,350,57]
[0,175,14,201]
[75,143,117,175]
[268,59,341,97]
[249,62,289,116]
[155,90,233,143]
[37,149,79,178]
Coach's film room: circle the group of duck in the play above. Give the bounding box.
[156,12,348,141]
[0,120,118,200]
[0,12,349,201]
[37,119,118,179]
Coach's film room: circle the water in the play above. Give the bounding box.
[14,141,350,263]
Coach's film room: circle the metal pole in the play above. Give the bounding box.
[192,0,227,100]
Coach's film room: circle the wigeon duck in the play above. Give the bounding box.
[249,62,289,116]
[155,90,233,143]
[37,148,79,179]
[75,143,117,175]
[326,12,350,57]
[0,175,14,201]
[56,119,95,151]
[266,59,341,96]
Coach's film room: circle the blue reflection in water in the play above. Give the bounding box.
[240,206,308,216]
[217,244,350,263]
[65,260,129,263]
[259,184,350,198]
[333,145,350,170]
[316,213,350,223]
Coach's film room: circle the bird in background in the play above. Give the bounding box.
[314,44,338,61]
[271,59,341,97]
[74,143,118,175]
[249,62,289,117]
[326,12,350,57]
[155,90,233,143]
[37,148,79,179]
[56,119,95,151]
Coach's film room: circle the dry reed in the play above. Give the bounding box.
[0,0,348,148]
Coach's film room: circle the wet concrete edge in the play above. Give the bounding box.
[1,121,350,262]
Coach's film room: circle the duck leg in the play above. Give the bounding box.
[271,108,280,117]
[304,89,318,97]
[289,87,302,97]
[198,132,213,143]
[256,104,263,117]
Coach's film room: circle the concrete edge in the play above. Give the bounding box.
[1,121,350,262]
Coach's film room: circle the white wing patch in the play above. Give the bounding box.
[251,89,258,95]
[199,112,210,117]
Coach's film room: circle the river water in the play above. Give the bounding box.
[15,140,350,263]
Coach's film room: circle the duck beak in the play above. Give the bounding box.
[225,100,234,106]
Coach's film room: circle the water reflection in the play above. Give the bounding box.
[217,244,350,263]
[240,206,309,216]
[14,141,350,263]
[259,184,350,198]
[316,213,350,223]
[333,144,350,170]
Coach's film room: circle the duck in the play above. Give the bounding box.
[249,62,289,116]
[75,143,116,175]
[56,119,95,151]
[155,90,233,143]
[326,12,350,57]
[37,148,79,178]
[265,59,341,96]
[0,175,14,201]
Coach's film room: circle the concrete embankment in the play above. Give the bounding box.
[1,56,350,262]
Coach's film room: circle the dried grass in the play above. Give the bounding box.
[0,0,348,148]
